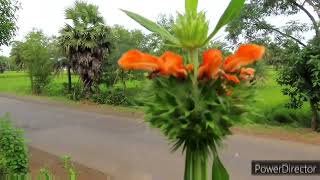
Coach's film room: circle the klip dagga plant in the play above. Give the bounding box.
[118,0,265,180]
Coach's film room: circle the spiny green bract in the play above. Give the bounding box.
[143,77,248,154]
[173,12,209,49]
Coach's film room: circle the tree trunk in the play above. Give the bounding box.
[310,101,319,131]
[29,71,34,94]
[67,65,72,93]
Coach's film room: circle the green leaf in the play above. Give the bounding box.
[185,0,198,14]
[121,9,180,45]
[204,0,245,45]
[212,153,229,180]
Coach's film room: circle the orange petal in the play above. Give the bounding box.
[159,52,187,78]
[236,44,265,61]
[118,50,161,72]
[241,68,255,76]
[198,49,223,79]
[223,44,265,72]
[223,55,238,73]
[224,74,240,84]
[240,68,255,80]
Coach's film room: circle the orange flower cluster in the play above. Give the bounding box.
[118,44,265,84]
[118,50,192,78]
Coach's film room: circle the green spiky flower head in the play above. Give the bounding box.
[173,11,209,49]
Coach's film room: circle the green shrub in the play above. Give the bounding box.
[266,108,310,127]
[67,83,85,101]
[0,115,29,176]
[91,87,130,106]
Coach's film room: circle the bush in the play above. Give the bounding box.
[67,83,86,101]
[91,87,130,106]
[257,106,310,127]
[277,38,320,130]
[0,115,29,176]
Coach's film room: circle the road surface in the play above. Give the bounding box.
[0,95,319,180]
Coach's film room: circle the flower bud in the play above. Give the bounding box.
[173,11,209,49]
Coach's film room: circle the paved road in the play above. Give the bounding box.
[0,95,320,180]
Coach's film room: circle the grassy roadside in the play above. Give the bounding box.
[233,124,320,145]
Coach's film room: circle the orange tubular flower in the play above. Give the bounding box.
[224,74,240,84]
[198,49,223,80]
[118,50,161,72]
[118,50,191,78]
[223,44,265,72]
[159,52,188,78]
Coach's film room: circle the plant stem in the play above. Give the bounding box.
[188,49,200,99]
[192,151,202,180]
[201,154,208,180]
[184,148,193,180]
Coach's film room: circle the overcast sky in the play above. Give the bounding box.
[0,0,315,56]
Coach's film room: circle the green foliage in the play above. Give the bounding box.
[143,77,253,152]
[225,0,319,46]
[0,115,29,175]
[37,168,53,180]
[140,76,254,180]
[212,153,229,180]
[0,0,20,46]
[0,56,9,73]
[102,25,146,86]
[173,12,209,48]
[66,82,85,101]
[21,30,53,94]
[264,107,310,127]
[275,38,320,130]
[121,10,180,45]
[62,156,77,180]
[35,156,77,180]
[277,39,320,109]
[9,41,25,71]
[91,87,129,106]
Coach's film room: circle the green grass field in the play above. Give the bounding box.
[0,71,78,96]
[0,69,311,127]
[0,72,30,95]
[250,69,310,127]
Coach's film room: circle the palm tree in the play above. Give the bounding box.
[58,1,111,95]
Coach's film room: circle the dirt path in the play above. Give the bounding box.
[30,147,110,180]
